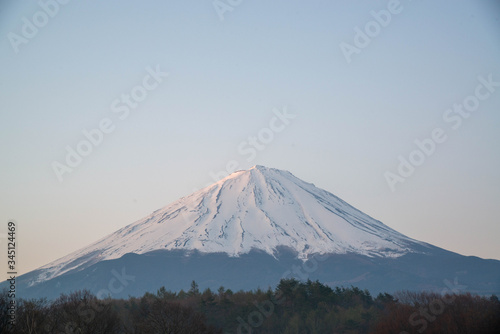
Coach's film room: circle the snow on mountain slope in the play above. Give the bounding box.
[31,165,427,285]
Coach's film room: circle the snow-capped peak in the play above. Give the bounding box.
[33,166,425,284]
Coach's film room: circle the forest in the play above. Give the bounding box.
[1,278,499,333]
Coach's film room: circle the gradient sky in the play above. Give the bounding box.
[1,0,499,276]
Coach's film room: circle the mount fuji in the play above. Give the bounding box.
[7,166,500,299]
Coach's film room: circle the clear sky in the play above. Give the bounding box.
[1,0,499,275]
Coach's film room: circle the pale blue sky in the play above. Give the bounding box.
[1,0,499,275]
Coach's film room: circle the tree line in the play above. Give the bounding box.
[1,278,499,333]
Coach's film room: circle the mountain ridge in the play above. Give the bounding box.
[4,165,500,299]
[29,165,430,287]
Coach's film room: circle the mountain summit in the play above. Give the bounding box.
[8,166,500,299]
[33,165,424,285]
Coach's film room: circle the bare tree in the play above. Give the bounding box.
[137,297,220,334]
